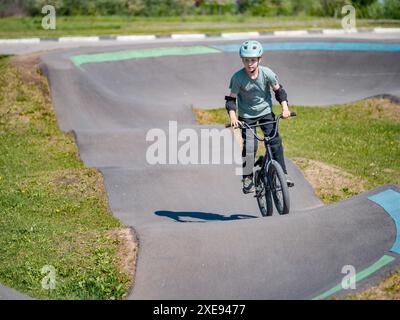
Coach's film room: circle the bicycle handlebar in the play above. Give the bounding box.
[225,112,297,142]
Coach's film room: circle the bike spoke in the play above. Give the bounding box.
[256,173,272,217]
[272,171,284,210]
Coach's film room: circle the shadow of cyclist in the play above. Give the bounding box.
[155,210,257,223]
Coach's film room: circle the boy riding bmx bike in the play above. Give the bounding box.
[225,40,294,194]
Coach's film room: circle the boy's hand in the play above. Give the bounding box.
[281,101,290,119]
[229,111,241,128]
[230,118,242,128]
[282,109,291,119]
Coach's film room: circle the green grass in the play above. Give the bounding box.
[342,271,400,300]
[0,55,132,299]
[280,103,399,189]
[1,15,399,38]
[194,99,400,195]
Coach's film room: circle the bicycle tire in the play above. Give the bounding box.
[255,169,273,217]
[268,160,290,215]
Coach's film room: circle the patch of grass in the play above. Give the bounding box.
[279,100,400,190]
[292,157,367,203]
[193,98,400,200]
[342,271,400,300]
[0,55,134,299]
[0,15,399,38]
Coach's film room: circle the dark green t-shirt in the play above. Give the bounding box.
[229,66,279,119]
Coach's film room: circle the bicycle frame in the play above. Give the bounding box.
[227,112,296,168]
[238,114,284,177]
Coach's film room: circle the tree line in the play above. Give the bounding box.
[1,0,399,19]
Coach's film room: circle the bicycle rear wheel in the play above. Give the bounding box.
[255,169,273,217]
[268,160,290,215]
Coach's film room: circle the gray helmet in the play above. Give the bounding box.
[239,40,263,58]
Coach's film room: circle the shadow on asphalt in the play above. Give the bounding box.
[155,210,258,223]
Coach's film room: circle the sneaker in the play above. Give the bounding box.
[242,176,255,194]
[286,174,294,187]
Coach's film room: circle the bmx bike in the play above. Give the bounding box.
[227,112,296,217]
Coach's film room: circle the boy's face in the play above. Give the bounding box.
[242,57,261,74]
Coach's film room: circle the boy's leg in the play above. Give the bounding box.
[240,117,258,179]
[239,117,258,193]
[259,113,288,174]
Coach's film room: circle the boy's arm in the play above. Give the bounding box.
[272,83,290,118]
[225,93,241,128]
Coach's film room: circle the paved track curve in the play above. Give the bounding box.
[2,35,399,299]
[40,38,400,299]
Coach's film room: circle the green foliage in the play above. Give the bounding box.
[352,0,376,18]
[288,0,322,16]
[198,0,237,15]
[22,0,140,16]
[316,0,348,18]
[383,0,400,19]
[366,1,384,18]
[1,0,399,19]
[14,0,195,16]
[0,0,14,17]
[139,0,195,16]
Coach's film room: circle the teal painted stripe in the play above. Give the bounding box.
[312,255,396,300]
[368,189,400,254]
[212,42,400,53]
[71,46,221,67]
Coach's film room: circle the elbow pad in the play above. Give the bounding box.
[225,96,237,112]
[274,84,288,104]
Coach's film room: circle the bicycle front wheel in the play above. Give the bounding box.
[268,160,290,215]
[255,169,273,217]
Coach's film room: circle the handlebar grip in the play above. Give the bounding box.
[226,122,244,128]
[290,112,297,117]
